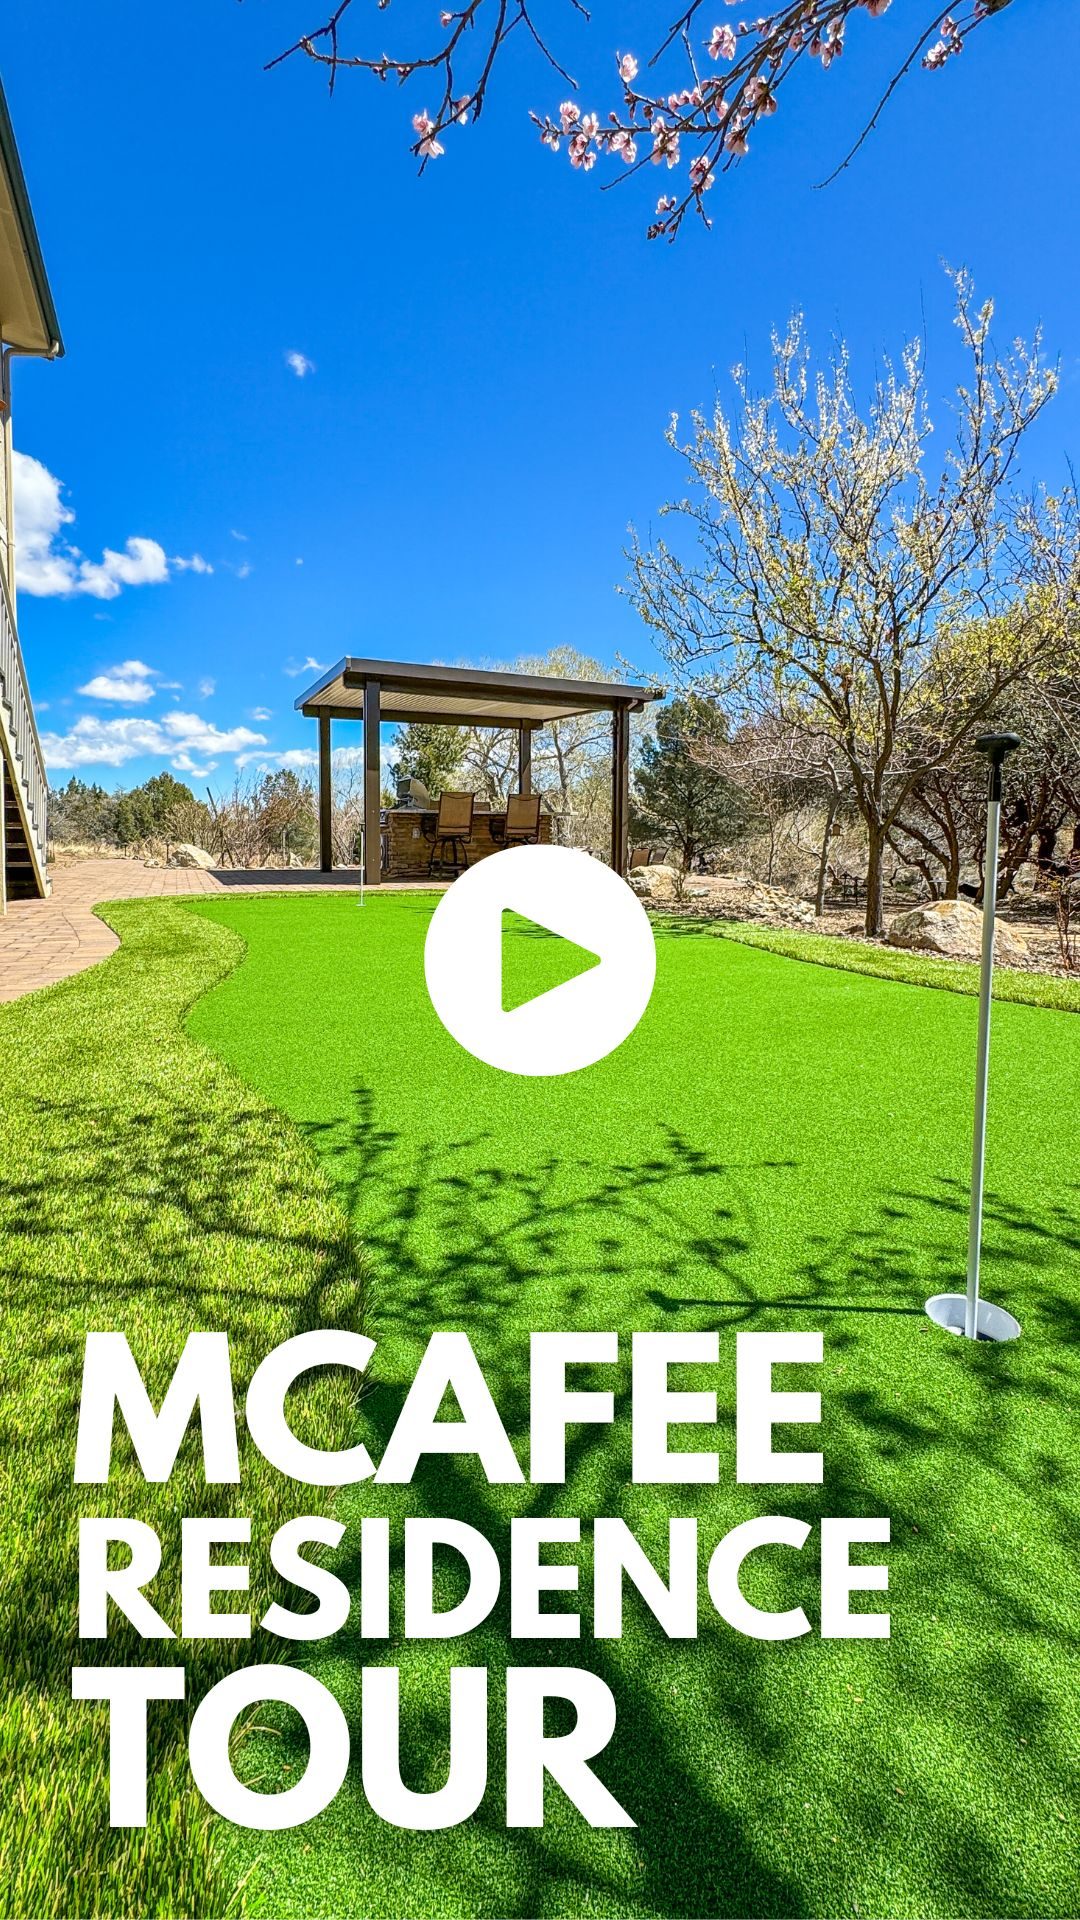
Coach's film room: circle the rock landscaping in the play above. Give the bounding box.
[885,898,1029,964]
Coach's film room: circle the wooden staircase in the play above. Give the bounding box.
[3,753,38,898]
[0,569,48,907]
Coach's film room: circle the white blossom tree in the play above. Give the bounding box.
[627,273,1079,934]
[452,646,628,850]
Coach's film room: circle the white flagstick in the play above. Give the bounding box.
[963,736,1018,1335]
[925,732,1022,1346]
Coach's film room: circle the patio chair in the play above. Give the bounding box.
[428,791,475,876]
[504,792,542,847]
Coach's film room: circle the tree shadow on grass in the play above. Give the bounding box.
[0,1060,368,1917]
[232,1090,1080,1920]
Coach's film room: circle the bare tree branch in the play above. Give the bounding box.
[262,0,1015,236]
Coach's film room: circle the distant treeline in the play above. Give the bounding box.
[48,772,202,847]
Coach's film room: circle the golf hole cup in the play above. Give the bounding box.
[924,1293,1021,1343]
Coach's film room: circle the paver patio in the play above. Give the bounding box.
[0,859,447,1002]
[0,859,222,1002]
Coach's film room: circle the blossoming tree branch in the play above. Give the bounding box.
[268,0,1015,238]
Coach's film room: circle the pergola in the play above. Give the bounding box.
[296,656,661,885]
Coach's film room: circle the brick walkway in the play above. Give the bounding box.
[0,858,446,1004]
[0,858,224,1003]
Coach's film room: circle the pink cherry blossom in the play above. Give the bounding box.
[651,116,681,168]
[745,74,778,116]
[559,99,580,134]
[618,52,639,84]
[708,24,738,60]
[923,15,963,69]
[689,154,716,193]
[411,110,445,158]
[656,195,677,216]
[568,130,596,170]
[580,111,600,139]
[611,129,639,163]
[725,114,749,155]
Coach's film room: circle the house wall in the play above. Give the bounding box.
[0,342,13,608]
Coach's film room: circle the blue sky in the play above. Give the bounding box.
[6,0,1079,791]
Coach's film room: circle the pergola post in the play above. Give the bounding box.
[318,712,332,873]
[518,726,532,796]
[611,704,629,877]
[363,678,382,886]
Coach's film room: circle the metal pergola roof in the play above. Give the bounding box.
[297,656,661,730]
[300,656,661,885]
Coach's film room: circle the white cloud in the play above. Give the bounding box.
[286,351,315,378]
[198,676,216,698]
[248,706,273,721]
[78,659,158,704]
[230,528,248,542]
[284,654,327,678]
[236,744,370,776]
[170,750,216,778]
[76,537,169,599]
[237,746,317,772]
[40,709,268,772]
[12,452,78,595]
[160,711,265,754]
[173,553,213,575]
[12,451,212,601]
[295,557,304,566]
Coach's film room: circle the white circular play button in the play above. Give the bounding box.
[423,844,656,1076]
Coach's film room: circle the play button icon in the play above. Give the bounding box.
[500,911,600,1013]
[424,844,656,1076]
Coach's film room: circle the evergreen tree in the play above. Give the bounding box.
[633,696,749,871]
[391,723,466,797]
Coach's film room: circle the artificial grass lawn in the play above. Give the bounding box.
[705,919,1080,1014]
[0,903,366,1919]
[183,892,1080,1920]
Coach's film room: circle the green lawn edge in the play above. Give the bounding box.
[0,899,368,1920]
[677,917,1080,1013]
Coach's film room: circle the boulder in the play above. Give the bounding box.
[885,898,1029,964]
[1011,861,1039,896]
[627,863,681,899]
[168,842,216,871]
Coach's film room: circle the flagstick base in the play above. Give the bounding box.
[925,1293,1021,1343]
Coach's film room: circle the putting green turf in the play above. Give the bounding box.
[184,892,1080,1920]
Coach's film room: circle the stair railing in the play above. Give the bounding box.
[0,563,48,892]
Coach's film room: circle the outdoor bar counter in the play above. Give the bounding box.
[383,805,552,879]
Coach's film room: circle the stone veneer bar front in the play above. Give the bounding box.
[382,806,551,879]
